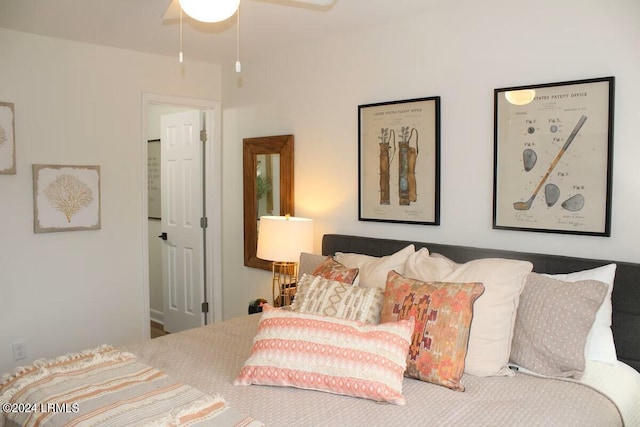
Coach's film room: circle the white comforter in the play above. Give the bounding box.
[577,360,640,427]
[119,314,639,427]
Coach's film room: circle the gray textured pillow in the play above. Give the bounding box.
[510,273,607,379]
[297,252,327,281]
[290,274,383,324]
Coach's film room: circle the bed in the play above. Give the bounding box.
[2,233,640,427]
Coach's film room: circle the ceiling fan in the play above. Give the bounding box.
[163,0,336,70]
[162,0,336,23]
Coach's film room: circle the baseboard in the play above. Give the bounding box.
[150,309,164,325]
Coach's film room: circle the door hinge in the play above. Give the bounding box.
[200,217,208,228]
[200,129,207,143]
[201,302,209,314]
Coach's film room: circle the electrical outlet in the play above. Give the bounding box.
[12,341,27,361]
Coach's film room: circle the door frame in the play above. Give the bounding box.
[141,93,223,339]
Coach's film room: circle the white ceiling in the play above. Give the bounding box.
[0,0,438,65]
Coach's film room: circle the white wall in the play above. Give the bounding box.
[0,29,221,373]
[220,0,640,318]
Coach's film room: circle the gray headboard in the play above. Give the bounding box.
[322,234,640,373]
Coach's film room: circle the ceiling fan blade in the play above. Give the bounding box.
[162,0,335,21]
[287,0,335,5]
[162,0,181,21]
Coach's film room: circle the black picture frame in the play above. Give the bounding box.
[358,97,440,225]
[493,76,614,236]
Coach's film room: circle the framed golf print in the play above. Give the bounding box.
[358,96,440,225]
[493,76,614,236]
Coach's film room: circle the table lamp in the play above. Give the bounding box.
[257,215,313,306]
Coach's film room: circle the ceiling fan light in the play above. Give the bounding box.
[505,89,536,106]
[179,0,240,23]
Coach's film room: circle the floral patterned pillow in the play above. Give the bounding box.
[311,257,359,284]
[381,270,485,391]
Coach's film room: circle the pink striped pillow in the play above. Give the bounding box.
[234,305,414,405]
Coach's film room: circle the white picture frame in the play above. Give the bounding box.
[33,164,101,233]
[0,102,16,175]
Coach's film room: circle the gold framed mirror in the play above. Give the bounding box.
[243,135,294,270]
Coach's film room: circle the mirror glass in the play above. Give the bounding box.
[243,135,294,270]
[255,154,280,219]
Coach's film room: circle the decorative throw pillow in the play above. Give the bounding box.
[311,257,359,284]
[298,252,329,281]
[404,248,533,377]
[380,270,485,391]
[510,273,608,378]
[544,264,617,364]
[290,274,383,324]
[334,244,415,289]
[234,305,414,405]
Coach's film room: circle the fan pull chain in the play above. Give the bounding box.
[179,6,184,63]
[235,3,241,73]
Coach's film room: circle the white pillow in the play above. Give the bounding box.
[404,248,533,377]
[334,244,415,290]
[544,264,617,364]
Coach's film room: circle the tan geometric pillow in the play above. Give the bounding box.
[380,270,485,391]
[510,273,607,379]
[290,274,383,324]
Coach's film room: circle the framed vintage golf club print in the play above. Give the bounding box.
[358,96,440,225]
[493,76,614,236]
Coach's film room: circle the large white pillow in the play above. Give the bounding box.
[334,244,415,290]
[404,248,533,377]
[544,264,617,364]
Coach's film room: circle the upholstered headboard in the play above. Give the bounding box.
[322,234,640,373]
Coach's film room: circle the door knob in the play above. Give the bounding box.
[158,232,168,240]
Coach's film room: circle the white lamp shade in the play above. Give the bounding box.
[257,216,313,263]
[179,0,240,23]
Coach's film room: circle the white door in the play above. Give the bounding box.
[160,110,205,333]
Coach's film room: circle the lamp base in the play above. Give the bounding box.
[271,261,298,307]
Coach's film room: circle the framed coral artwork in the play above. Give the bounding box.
[32,164,101,233]
[0,102,16,174]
